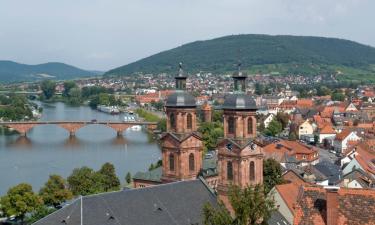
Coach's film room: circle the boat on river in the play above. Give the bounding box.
[97,105,120,114]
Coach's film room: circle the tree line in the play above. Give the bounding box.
[39,80,123,108]
[0,162,132,224]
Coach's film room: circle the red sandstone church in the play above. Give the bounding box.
[133,64,264,203]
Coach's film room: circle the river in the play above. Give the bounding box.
[0,102,161,195]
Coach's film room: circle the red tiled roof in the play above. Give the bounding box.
[320,125,336,134]
[263,140,318,163]
[335,129,352,141]
[275,182,300,214]
[297,99,314,108]
[294,186,375,225]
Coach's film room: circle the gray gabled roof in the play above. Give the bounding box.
[33,179,217,225]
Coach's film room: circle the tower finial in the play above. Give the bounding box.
[178,62,183,76]
[175,62,187,90]
[237,61,242,73]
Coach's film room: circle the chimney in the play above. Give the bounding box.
[326,187,339,225]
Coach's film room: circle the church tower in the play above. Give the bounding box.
[160,63,203,183]
[217,63,264,211]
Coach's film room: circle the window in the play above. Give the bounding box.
[187,113,192,129]
[170,113,176,130]
[249,161,255,181]
[248,117,253,134]
[169,154,175,171]
[227,161,233,180]
[189,153,195,171]
[228,117,235,134]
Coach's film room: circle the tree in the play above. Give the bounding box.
[148,163,155,171]
[157,118,167,132]
[212,110,223,123]
[26,206,56,224]
[198,121,224,152]
[63,81,77,97]
[125,172,132,184]
[331,91,345,101]
[203,185,275,225]
[98,93,110,106]
[316,85,331,96]
[0,183,43,224]
[67,167,104,196]
[263,159,284,194]
[263,119,282,137]
[67,87,82,105]
[40,80,56,99]
[275,112,289,129]
[39,175,73,207]
[97,163,121,192]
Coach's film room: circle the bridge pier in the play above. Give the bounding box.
[117,131,123,136]
[69,131,76,137]
[20,132,27,137]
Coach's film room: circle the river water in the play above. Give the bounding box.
[0,102,161,195]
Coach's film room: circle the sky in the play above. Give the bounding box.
[0,0,374,71]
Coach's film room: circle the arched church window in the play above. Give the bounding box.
[248,117,253,134]
[169,153,175,171]
[228,117,235,134]
[189,153,195,171]
[250,161,255,181]
[227,161,233,180]
[187,113,193,129]
[170,113,176,130]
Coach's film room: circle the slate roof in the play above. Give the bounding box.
[222,93,257,110]
[342,168,375,188]
[33,179,217,225]
[165,91,196,108]
[268,210,291,225]
[314,161,342,184]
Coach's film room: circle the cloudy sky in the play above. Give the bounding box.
[0,0,374,71]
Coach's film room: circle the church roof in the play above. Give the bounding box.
[34,179,217,225]
[160,131,202,143]
[165,91,196,108]
[222,93,257,110]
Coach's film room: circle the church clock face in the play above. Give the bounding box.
[250,143,256,151]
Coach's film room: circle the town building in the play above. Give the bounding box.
[263,140,319,167]
[333,129,361,153]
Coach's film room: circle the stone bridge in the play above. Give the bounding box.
[0,121,158,136]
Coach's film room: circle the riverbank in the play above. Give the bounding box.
[135,108,166,132]
[0,102,161,195]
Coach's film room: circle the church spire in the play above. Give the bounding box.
[232,62,247,93]
[175,62,187,91]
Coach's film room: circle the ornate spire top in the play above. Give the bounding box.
[175,62,187,90]
[177,62,186,78]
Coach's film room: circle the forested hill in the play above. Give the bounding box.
[0,61,101,83]
[105,34,375,80]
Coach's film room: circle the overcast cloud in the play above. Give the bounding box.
[0,0,374,71]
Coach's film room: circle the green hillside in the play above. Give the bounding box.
[0,61,101,83]
[105,34,375,81]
